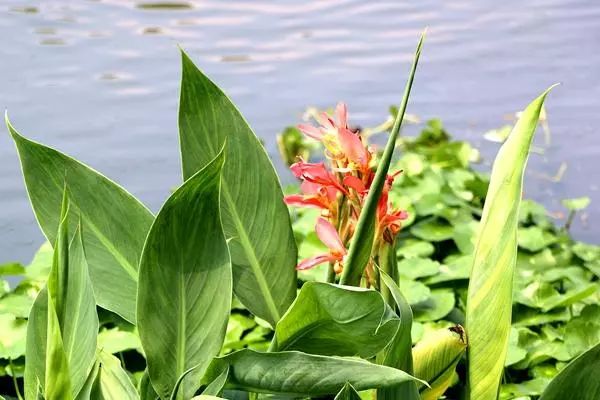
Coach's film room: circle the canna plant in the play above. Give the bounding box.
[3,29,597,400]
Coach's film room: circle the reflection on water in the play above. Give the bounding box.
[0,0,599,263]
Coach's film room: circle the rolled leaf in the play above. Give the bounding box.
[466,86,557,400]
[539,342,600,400]
[340,32,424,286]
[201,349,424,396]
[413,326,466,400]
[25,193,98,400]
[137,150,231,400]
[377,267,419,400]
[7,116,153,323]
[272,282,399,358]
[178,50,296,326]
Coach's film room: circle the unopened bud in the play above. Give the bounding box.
[412,325,467,400]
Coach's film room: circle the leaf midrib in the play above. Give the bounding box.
[221,183,281,323]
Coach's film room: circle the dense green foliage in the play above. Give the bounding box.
[2,113,597,399]
[1,35,599,400]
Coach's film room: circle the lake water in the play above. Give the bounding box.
[1,0,599,265]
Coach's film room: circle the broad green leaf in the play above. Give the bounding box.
[340,32,424,286]
[335,383,361,399]
[413,289,455,322]
[563,304,600,358]
[137,150,231,400]
[201,349,424,396]
[515,281,597,311]
[518,227,557,252]
[0,292,35,318]
[272,282,399,358]
[97,327,142,354]
[0,313,27,359]
[539,342,600,400]
[91,350,139,400]
[410,218,454,242]
[398,257,440,280]
[377,269,419,400]
[501,378,550,400]
[466,86,556,400]
[25,194,98,400]
[178,50,296,326]
[7,117,154,323]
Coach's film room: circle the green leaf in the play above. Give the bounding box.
[201,349,424,396]
[465,85,556,400]
[340,32,425,286]
[97,327,141,354]
[178,50,296,326]
[518,227,557,252]
[139,370,159,400]
[91,350,139,400]
[410,218,454,242]
[137,150,231,400]
[272,282,399,358]
[377,269,419,400]
[25,194,99,400]
[398,257,440,280]
[563,305,600,358]
[335,383,362,399]
[6,117,154,323]
[561,196,591,211]
[0,313,27,359]
[413,289,455,322]
[515,281,597,311]
[201,364,229,397]
[539,342,600,400]
[501,378,550,400]
[0,262,25,276]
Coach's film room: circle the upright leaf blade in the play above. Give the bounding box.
[25,194,98,400]
[137,150,231,400]
[340,32,425,286]
[7,116,154,323]
[377,268,419,400]
[272,282,399,357]
[178,51,297,326]
[466,86,557,400]
[202,349,424,396]
[539,342,600,400]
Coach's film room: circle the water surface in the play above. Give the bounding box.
[1,0,599,264]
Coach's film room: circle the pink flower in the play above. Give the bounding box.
[297,218,347,270]
[290,159,347,194]
[337,128,370,171]
[284,181,338,211]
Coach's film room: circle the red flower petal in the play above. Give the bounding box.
[315,218,346,255]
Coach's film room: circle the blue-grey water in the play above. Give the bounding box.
[1,0,599,266]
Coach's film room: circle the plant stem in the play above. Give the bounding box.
[8,357,24,400]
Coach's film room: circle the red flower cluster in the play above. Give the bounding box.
[285,103,408,273]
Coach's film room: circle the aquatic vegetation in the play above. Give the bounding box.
[0,32,599,400]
